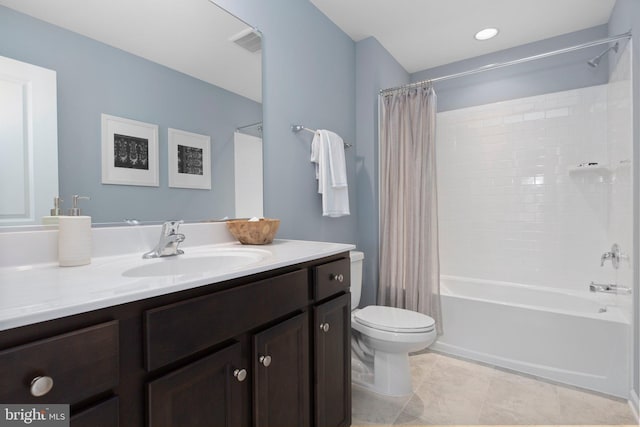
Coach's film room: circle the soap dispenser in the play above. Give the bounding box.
[41,196,63,225]
[58,195,92,267]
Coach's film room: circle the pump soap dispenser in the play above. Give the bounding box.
[41,196,63,225]
[58,195,92,267]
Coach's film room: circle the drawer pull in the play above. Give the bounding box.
[329,273,344,283]
[259,355,272,367]
[233,368,247,382]
[320,322,330,333]
[30,376,54,397]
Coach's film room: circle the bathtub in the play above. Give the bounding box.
[432,275,630,398]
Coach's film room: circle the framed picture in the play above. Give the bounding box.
[101,114,159,187]
[168,128,211,190]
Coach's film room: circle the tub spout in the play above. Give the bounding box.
[589,282,631,294]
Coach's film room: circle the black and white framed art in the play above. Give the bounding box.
[168,128,211,190]
[101,114,159,187]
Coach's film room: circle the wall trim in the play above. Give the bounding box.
[630,389,639,423]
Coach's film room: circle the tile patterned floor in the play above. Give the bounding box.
[352,351,638,426]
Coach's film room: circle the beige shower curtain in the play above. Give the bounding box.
[378,84,442,334]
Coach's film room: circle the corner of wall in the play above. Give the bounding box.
[608,0,640,402]
[354,36,409,306]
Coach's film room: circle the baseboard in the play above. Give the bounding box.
[630,389,639,424]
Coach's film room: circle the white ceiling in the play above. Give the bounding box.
[310,0,617,73]
[2,1,618,97]
[0,0,262,102]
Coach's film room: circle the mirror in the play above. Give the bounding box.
[0,0,262,226]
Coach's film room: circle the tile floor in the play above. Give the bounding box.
[352,351,638,426]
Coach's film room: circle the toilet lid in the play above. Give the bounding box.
[354,306,435,333]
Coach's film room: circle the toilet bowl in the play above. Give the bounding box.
[349,251,437,396]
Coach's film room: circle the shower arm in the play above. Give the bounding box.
[588,42,619,67]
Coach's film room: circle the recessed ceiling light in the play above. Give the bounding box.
[475,28,499,41]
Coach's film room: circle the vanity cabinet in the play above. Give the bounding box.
[145,269,310,427]
[0,252,351,427]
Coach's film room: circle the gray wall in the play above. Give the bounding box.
[354,37,409,307]
[211,0,358,245]
[0,5,262,223]
[609,0,640,405]
[412,26,610,112]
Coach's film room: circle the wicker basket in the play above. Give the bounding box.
[226,218,280,245]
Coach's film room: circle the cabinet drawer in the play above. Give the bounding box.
[314,258,350,301]
[145,269,309,371]
[71,396,119,427]
[0,321,119,404]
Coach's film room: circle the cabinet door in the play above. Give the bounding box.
[71,396,119,427]
[148,342,245,427]
[314,293,351,427]
[253,312,310,427]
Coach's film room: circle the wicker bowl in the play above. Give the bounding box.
[226,218,280,245]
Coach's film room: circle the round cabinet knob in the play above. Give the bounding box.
[30,376,54,397]
[259,355,272,367]
[320,322,330,333]
[233,368,247,382]
[330,273,344,283]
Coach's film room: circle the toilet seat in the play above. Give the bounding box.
[353,306,435,333]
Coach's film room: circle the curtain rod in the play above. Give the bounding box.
[379,30,632,95]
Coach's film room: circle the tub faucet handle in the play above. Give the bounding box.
[600,243,620,269]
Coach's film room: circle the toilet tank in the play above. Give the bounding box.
[349,251,364,309]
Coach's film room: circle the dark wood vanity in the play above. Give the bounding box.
[0,252,351,427]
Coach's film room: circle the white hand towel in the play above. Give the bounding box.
[326,130,348,188]
[310,130,349,217]
[310,131,321,182]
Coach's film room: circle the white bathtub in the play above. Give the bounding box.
[432,275,630,397]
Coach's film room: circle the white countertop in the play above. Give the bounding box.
[0,239,354,331]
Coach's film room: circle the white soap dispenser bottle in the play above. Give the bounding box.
[41,196,63,225]
[58,195,92,267]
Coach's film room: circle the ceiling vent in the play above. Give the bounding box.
[230,28,262,53]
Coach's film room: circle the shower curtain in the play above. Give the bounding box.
[378,84,442,334]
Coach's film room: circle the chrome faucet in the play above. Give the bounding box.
[143,220,186,259]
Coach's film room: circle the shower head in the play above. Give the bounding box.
[587,42,619,68]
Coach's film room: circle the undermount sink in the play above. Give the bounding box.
[122,248,269,278]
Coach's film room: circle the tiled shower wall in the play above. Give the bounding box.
[437,47,632,294]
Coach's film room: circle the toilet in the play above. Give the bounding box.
[349,250,437,396]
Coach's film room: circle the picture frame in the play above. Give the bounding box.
[101,114,159,187]
[168,128,211,190]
